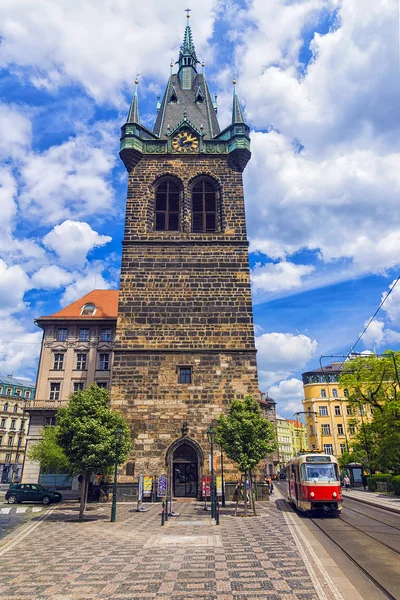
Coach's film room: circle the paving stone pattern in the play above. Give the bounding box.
[0,500,326,600]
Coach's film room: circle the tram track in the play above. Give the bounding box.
[309,515,399,600]
[338,511,400,555]
[343,503,400,532]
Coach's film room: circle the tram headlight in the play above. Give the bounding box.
[310,492,315,498]
[332,492,337,498]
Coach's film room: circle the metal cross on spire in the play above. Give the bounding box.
[185,8,191,19]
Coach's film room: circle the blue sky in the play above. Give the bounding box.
[0,0,399,416]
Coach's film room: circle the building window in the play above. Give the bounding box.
[340,443,346,454]
[13,404,18,413]
[155,179,180,231]
[332,389,338,398]
[6,388,11,396]
[8,437,13,446]
[337,424,344,435]
[3,403,8,411]
[15,389,21,397]
[192,179,217,233]
[45,417,56,426]
[344,389,349,397]
[1,418,6,428]
[81,303,96,316]
[0,436,2,445]
[319,406,328,416]
[178,367,192,384]
[76,353,87,370]
[79,328,90,342]
[323,444,334,455]
[359,405,365,416]
[57,328,67,341]
[24,390,31,398]
[16,454,20,463]
[346,405,352,416]
[53,353,64,370]
[99,354,110,370]
[322,424,331,435]
[5,454,11,463]
[10,419,16,430]
[101,328,112,342]
[311,375,319,383]
[96,382,108,389]
[49,383,60,400]
[73,382,85,393]
[334,406,341,416]
[320,389,326,398]
[349,424,356,435]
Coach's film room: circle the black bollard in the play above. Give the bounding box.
[165,497,169,521]
[161,501,165,526]
[216,499,220,526]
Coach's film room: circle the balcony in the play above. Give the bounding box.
[26,399,68,411]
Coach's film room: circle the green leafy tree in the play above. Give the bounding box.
[216,395,276,516]
[56,384,131,520]
[28,426,70,487]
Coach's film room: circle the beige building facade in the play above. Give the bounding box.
[23,290,118,484]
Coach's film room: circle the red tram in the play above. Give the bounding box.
[286,453,342,514]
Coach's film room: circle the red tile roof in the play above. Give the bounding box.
[39,290,119,320]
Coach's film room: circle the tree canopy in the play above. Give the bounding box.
[28,425,70,475]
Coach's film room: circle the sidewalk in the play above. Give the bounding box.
[0,496,364,600]
[342,488,400,513]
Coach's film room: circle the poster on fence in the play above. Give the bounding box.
[157,475,167,497]
[216,475,222,496]
[201,476,211,498]
[143,476,153,497]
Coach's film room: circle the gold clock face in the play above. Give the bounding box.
[171,131,199,153]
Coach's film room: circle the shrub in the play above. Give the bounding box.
[367,474,393,491]
[392,476,400,496]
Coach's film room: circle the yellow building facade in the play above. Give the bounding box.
[302,362,372,457]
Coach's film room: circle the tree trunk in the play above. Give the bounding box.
[79,473,89,521]
[244,472,248,517]
[249,471,257,516]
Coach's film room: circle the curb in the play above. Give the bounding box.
[343,493,400,515]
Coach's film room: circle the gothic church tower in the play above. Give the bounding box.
[111,15,259,494]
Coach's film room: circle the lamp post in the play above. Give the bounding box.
[207,425,216,519]
[111,425,123,523]
[220,445,225,507]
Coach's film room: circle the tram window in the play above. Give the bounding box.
[301,463,338,482]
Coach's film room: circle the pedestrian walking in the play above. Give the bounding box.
[344,475,351,491]
[362,473,368,491]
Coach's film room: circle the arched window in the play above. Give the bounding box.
[81,303,96,316]
[343,389,349,397]
[332,388,338,398]
[155,179,180,231]
[192,179,217,232]
[4,403,8,411]
[320,389,326,398]
[13,404,18,413]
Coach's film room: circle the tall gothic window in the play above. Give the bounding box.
[155,179,180,231]
[192,179,217,232]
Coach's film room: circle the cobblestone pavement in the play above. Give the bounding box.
[0,498,345,600]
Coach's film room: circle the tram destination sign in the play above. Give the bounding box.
[305,455,331,463]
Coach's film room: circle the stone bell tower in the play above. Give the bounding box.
[111,13,259,495]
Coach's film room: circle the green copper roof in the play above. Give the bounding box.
[232,84,245,124]
[127,81,140,124]
[179,23,198,64]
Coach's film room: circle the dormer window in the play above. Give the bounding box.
[81,303,96,316]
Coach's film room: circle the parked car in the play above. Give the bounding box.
[5,484,62,505]
[279,471,287,480]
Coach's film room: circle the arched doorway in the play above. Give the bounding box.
[166,439,203,498]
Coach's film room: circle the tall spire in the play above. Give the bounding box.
[127,77,140,124]
[231,77,245,124]
[178,9,199,89]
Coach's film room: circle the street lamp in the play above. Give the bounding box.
[111,425,123,523]
[220,445,225,507]
[207,425,216,519]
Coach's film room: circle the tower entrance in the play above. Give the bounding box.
[173,443,198,498]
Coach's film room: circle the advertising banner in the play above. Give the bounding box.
[201,476,211,498]
[216,475,222,496]
[143,476,153,497]
[157,474,167,497]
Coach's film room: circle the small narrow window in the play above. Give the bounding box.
[13,404,18,413]
[73,382,84,393]
[24,391,31,398]
[126,462,135,476]
[15,389,21,397]
[320,389,326,398]
[343,389,349,397]
[8,437,14,446]
[155,179,180,231]
[178,367,192,384]
[337,424,344,435]
[10,419,16,430]
[340,443,346,454]
[192,180,217,233]
[3,403,8,412]
[334,406,341,416]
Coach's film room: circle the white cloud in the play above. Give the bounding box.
[269,378,305,415]
[0,317,41,376]
[0,1,216,104]
[0,102,32,160]
[360,319,385,348]
[0,259,30,318]
[43,220,112,267]
[31,265,74,290]
[381,280,400,324]
[251,261,314,294]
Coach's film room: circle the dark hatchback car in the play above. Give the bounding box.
[5,484,62,505]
